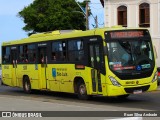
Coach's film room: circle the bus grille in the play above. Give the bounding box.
[124,85,150,93]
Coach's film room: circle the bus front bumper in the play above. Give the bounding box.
[105,81,157,97]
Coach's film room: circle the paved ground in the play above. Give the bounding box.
[0,85,160,120]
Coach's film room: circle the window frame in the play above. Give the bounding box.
[27,44,37,63]
[139,3,150,27]
[117,5,127,27]
[51,41,67,62]
[68,39,84,62]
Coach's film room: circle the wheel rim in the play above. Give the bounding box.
[79,84,86,95]
[25,81,30,91]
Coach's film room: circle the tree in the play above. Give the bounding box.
[18,0,87,35]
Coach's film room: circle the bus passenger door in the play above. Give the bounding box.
[11,48,18,86]
[89,43,103,94]
[38,47,48,89]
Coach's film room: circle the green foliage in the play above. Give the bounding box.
[18,0,87,35]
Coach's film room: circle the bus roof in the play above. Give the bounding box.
[2,27,148,46]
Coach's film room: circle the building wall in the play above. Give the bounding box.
[104,0,160,66]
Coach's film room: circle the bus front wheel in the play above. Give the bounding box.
[77,82,89,100]
[23,77,31,94]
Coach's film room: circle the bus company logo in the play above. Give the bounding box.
[2,112,11,117]
[52,68,56,77]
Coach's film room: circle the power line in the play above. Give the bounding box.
[89,1,104,27]
[75,0,86,17]
[85,0,90,30]
[90,3,101,4]
[91,6,103,10]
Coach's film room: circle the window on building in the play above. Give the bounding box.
[68,39,84,61]
[139,3,150,27]
[117,6,127,27]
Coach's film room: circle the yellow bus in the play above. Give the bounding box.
[1,27,158,99]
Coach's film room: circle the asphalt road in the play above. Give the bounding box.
[0,85,160,120]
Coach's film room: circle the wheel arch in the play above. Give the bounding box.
[22,75,30,84]
[22,75,30,82]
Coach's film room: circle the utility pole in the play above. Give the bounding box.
[95,15,98,28]
[85,0,90,30]
[75,0,89,30]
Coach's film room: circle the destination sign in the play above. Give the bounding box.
[110,31,144,39]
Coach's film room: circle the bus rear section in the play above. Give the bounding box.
[104,29,157,97]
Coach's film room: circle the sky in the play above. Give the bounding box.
[0,0,104,55]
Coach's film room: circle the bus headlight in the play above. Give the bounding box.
[152,71,158,83]
[109,76,121,87]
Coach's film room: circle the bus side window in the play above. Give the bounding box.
[52,41,66,61]
[19,46,24,62]
[2,47,11,64]
[28,44,36,63]
[68,39,84,61]
[62,42,66,60]
[23,45,28,63]
[41,54,44,63]
[52,52,56,61]
[33,53,36,62]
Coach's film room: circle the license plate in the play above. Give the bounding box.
[133,89,142,94]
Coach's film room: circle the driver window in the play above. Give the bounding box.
[110,42,131,64]
[141,42,152,60]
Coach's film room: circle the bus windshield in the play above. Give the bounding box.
[105,30,155,79]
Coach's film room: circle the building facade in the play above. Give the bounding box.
[102,0,160,66]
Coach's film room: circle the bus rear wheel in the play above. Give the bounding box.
[23,77,31,94]
[77,82,89,100]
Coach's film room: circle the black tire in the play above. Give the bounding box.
[23,76,31,94]
[77,81,89,100]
